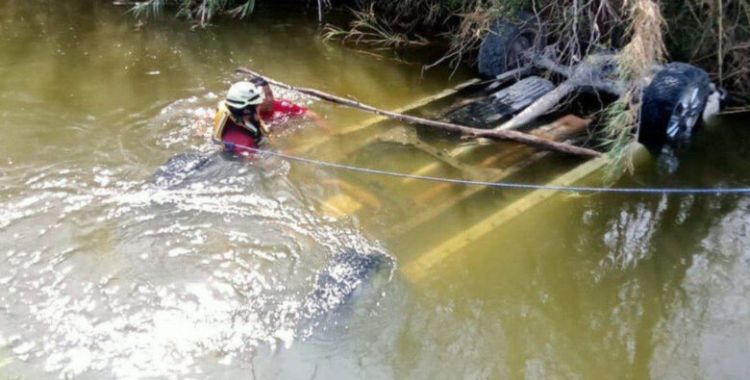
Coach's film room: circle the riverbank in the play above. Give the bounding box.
[128,0,749,99]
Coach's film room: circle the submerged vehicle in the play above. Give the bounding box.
[155,15,727,285]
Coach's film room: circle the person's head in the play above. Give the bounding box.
[251,77,274,111]
[226,81,266,132]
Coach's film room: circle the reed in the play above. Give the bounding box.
[599,0,666,175]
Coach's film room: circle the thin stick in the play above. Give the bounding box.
[235,68,601,158]
[317,0,323,24]
[718,0,724,86]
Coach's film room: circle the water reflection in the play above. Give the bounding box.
[389,187,748,379]
[600,196,669,270]
[651,198,750,379]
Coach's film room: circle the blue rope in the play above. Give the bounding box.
[215,140,750,195]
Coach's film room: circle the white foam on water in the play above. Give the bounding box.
[0,150,391,379]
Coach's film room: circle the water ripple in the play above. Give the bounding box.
[0,151,392,379]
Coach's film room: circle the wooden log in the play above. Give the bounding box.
[235,67,602,158]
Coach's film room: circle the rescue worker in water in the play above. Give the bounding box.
[213,80,328,156]
[213,81,267,155]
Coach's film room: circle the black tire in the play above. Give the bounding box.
[639,62,712,151]
[478,13,546,77]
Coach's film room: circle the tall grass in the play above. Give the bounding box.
[322,5,429,49]
[322,0,747,95]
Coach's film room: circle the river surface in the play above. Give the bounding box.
[1,2,750,379]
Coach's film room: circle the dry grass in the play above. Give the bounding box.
[322,5,429,50]
[600,94,637,179]
[329,0,748,95]
[422,1,512,73]
[618,0,666,81]
[600,0,666,172]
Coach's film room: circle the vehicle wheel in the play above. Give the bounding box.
[477,13,547,77]
[639,62,712,151]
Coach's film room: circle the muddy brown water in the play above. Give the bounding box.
[1,2,750,379]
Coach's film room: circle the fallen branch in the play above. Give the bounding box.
[235,67,601,158]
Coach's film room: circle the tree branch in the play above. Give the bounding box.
[235,67,602,158]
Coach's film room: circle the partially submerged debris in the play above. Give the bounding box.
[475,12,725,172]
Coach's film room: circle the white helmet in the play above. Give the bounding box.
[225,81,264,109]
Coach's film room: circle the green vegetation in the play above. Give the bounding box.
[662,0,750,96]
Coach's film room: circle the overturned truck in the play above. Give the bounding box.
[476,13,724,171]
[256,16,727,281]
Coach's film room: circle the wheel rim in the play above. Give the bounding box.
[666,87,705,144]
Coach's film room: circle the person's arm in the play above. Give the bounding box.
[273,99,335,134]
[305,110,335,134]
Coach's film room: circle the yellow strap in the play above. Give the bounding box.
[213,102,232,141]
[213,101,265,140]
